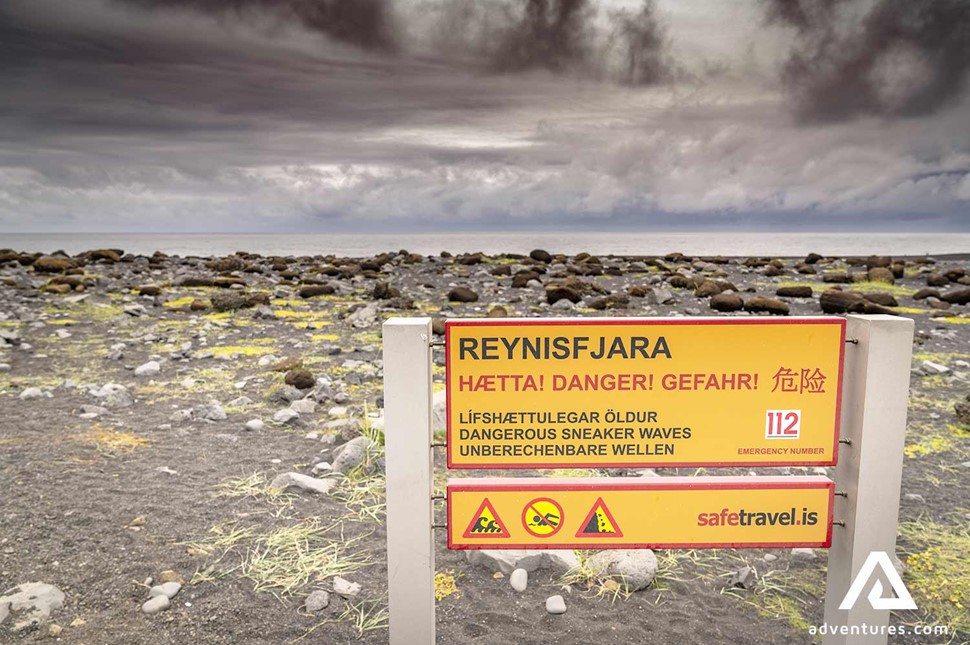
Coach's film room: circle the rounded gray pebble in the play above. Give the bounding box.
[545,595,566,615]
[142,595,170,614]
[304,590,330,612]
[510,568,528,592]
[149,582,182,599]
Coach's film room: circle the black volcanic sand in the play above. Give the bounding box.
[0,248,968,644]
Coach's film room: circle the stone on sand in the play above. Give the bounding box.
[269,472,335,495]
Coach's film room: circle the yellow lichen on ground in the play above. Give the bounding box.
[290,321,333,330]
[894,307,930,315]
[270,299,305,308]
[912,351,970,363]
[899,519,970,633]
[77,424,151,453]
[207,345,278,358]
[201,311,233,321]
[163,296,197,308]
[845,281,917,297]
[272,309,313,318]
[903,435,952,459]
[434,569,461,601]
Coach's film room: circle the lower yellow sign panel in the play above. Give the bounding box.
[448,476,833,549]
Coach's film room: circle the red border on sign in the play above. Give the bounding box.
[446,476,835,550]
[575,496,624,539]
[444,317,846,469]
[461,498,511,539]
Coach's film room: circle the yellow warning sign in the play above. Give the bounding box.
[447,476,833,549]
[462,499,510,539]
[445,318,845,469]
[576,497,622,538]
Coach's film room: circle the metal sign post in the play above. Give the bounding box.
[822,315,914,644]
[383,318,435,644]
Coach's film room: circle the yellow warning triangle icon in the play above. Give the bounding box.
[463,498,510,539]
[575,497,623,538]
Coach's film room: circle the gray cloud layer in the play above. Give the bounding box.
[767,0,970,122]
[0,0,967,232]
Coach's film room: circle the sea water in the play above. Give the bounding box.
[3,231,969,258]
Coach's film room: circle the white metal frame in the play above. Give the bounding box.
[383,315,915,645]
[822,315,914,644]
[383,318,436,644]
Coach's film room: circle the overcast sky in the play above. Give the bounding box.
[1,0,968,233]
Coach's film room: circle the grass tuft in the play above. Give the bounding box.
[239,520,371,597]
[293,598,388,642]
[898,518,970,633]
[559,551,634,603]
[332,475,386,523]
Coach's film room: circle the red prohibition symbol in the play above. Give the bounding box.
[521,497,565,538]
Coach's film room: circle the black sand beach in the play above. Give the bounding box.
[1,247,968,644]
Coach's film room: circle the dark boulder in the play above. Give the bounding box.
[284,369,316,390]
[821,272,849,284]
[776,286,814,298]
[694,280,724,298]
[860,292,897,307]
[710,292,744,312]
[373,282,401,300]
[743,297,789,316]
[299,284,336,299]
[33,256,74,273]
[867,267,894,285]
[177,276,216,288]
[940,288,970,305]
[587,294,629,311]
[545,286,582,305]
[866,255,892,269]
[213,276,246,288]
[512,270,541,288]
[912,288,940,300]
[819,290,865,314]
[447,287,479,303]
[211,292,254,312]
[87,249,123,263]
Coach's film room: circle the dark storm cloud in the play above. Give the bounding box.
[116,0,398,51]
[0,0,966,232]
[110,0,674,81]
[766,0,970,121]
[489,0,595,72]
[609,0,668,85]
